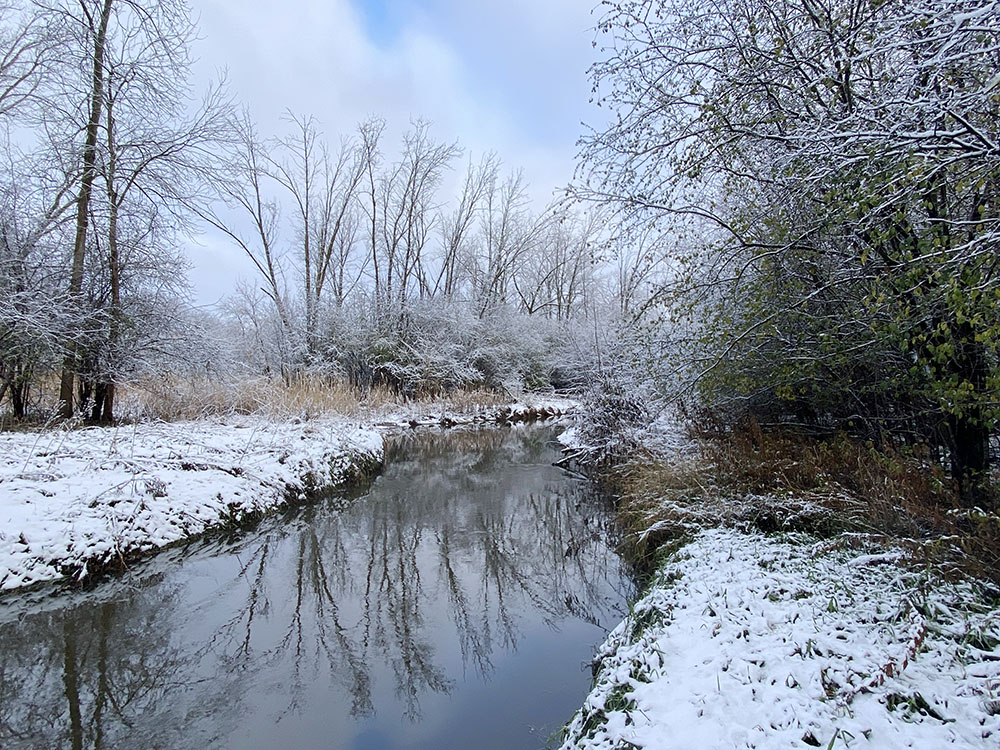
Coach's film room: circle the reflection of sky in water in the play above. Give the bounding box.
[0,426,632,750]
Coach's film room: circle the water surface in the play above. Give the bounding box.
[0,426,631,749]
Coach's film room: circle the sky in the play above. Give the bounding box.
[186,0,606,305]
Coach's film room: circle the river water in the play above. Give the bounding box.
[0,426,631,749]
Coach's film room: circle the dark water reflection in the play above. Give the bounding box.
[0,426,632,749]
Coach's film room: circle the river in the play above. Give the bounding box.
[0,425,631,749]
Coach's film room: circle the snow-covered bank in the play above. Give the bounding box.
[561,529,1000,749]
[0,395,578,594]
[0,417,383,592]
[371,395,579,428]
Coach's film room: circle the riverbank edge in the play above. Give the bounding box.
[555,437,1000,749]
[0,397,577,595]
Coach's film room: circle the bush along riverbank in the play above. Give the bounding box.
[0,396,578,594]
[558,419,1000,749]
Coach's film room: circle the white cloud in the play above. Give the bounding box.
[186,0,604,303]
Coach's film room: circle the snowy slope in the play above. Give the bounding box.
[562,529,1000,749]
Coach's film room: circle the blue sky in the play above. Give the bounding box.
[356,0,399,46]
[188,0,604,303]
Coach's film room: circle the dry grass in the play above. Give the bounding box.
[116,375,385,421]
[609,419,1000,581]
[0,372,509,426]
[115,374,507,422]
[699,421,959,536]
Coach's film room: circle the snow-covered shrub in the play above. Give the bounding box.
[574,380,653,466]
[316,300,583,397]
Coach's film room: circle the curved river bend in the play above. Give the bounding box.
[0,426,631,749]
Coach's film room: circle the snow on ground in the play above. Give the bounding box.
[0,417,383,592]
[562,528,1000,749]
[0,395,578,595]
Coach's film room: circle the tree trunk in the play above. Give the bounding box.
[100,90,121,424]
[58,0,115,419]
[950,413,990,507]
[102,383,115,423]
[948,322,992,508]
[10,371,25,420]
[90,381,107,422]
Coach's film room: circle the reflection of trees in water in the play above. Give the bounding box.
[216,426,630,721]
[365,503,453,720]
[282,525,375,717]
[0,426,631,745]
[0,584,237,749]
[210,522,377,721]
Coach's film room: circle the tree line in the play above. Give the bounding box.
[0,0,226,422]
[0,0,659,424]
[207,112,611,392]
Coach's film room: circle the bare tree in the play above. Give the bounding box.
[56,0,114,418]
[432,153,497,298]
[207,110,292,336]
[357,116,385,307]
[472,169,548,317]
[0,1,50,120]
[375,121,459,312]
[87,5,229,420]
[0,175,67,419]
[35,0,224,418]
[269,113,367,352]
[546,208,601,321]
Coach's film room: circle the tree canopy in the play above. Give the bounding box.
[581,0,1000,504]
